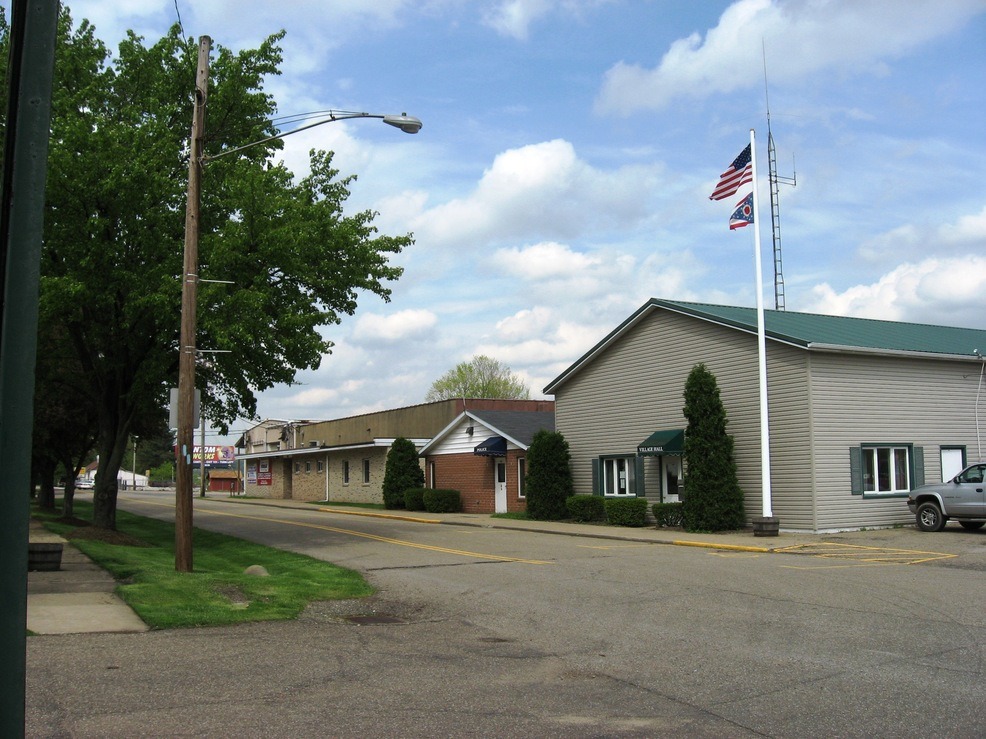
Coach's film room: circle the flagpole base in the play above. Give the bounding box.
[752,516,780,537]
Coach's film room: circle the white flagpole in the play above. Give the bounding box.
[749,128,773,518]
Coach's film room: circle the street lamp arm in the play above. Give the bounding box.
[204,110,422,162]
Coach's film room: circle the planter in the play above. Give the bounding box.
[28,542,64,571]
[752,516,780,537]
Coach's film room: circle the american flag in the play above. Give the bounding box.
[710,144,752,201]
[729,192,754,230]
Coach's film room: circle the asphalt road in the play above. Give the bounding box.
[27,493,986,738]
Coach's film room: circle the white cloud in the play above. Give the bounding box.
[482,0,614,40]
[857,204,986,263]
[411,139,660,249]
[804,255,986,328]
[352,309,439,345]
[483,0,553,39]
[595,0,986,115]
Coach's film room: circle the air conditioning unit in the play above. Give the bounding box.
[308,441,319,448]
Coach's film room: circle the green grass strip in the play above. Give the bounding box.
[35,501,373,629]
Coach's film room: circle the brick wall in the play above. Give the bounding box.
[426,451,528,514]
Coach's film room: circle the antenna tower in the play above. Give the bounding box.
[764,47,796,310]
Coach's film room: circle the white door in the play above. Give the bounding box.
[495,460,507,513]
[941,448,965,482]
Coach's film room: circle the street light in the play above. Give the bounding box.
[175,36,421,572]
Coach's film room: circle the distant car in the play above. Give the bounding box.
[907,463,986,532]
[75,478,95,490]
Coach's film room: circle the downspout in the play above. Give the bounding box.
[324,451,330,502]
[975,351,984,460]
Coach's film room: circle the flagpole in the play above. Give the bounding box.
[749,128,774,522]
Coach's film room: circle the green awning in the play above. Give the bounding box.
[637,429,684,456]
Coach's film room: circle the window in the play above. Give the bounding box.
[428,461,436,489]
[343,461,350,485]
[517,457,526,499]
[305,461,311,473]
[294,461,301,473]
[316,460,324,474]
[863,446,910,493]
[602,457,634,496]
[362,459,371,484]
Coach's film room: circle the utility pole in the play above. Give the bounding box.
[176,36,211,573]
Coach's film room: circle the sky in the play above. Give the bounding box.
[11,0,986,440]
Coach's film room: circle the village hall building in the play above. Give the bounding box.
[544,298,986,532]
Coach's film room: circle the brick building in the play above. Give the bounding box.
[419,409,555,514]
[236,399,554,506]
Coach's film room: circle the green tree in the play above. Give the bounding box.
[31,321,99,517]
[6,12,411,529]
[381,437,424,509]
[681,363,745,531]
[425,355,530,402]
[525,430,573,520]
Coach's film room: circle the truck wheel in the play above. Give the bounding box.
[916,502,946,532]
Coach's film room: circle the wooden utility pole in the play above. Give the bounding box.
[176,36,211,573]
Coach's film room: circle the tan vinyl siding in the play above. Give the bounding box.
[760,343,814,529]
[808,352,980,529]
[557,311,765,510]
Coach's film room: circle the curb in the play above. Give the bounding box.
[220,497,783,554]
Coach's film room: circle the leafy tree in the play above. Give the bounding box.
[381,437,425,509]
[425,355,530,402]
[31,321,99,517]
[681,363,745,531]
[4,12,411,529]
[525,430,573,520]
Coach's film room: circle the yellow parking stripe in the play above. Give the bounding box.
[132,499,554,566]
[774,542,957,565]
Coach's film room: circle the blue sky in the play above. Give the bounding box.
[17,0,986,439]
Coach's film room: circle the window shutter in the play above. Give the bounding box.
[591,458,600,496]
[912,446,924,488]
[849,446,863,495]
[634,456,646,497]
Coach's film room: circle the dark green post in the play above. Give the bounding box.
[0,0,58,734]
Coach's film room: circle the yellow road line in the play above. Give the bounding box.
[774,542,957,565]
[132,499,554,565]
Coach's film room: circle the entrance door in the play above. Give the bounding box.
[495,460,507,513]
[941,448,965,482]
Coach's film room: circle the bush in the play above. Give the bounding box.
[403,488,426,511]
[652,502,683,528]
[604,498,648,527]
[681,363,745,531]
[422,488,461,513]
[566,495,605,522]
[381,437,425,509]
[526,430,574,520]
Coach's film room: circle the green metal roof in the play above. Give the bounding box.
[544,298,986,394]
[655,299,986,355]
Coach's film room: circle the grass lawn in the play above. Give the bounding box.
[34,501,373,629]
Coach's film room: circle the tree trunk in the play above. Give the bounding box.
[91,424,131,530]
[36,460,57,509]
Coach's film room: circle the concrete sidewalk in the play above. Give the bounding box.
[27,519,148,635]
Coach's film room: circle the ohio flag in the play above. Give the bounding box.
[729,193,754,230]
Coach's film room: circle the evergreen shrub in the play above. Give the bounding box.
[381,437,425,509]
[652,502,684,528]
[525,430,574,520]
[566,495,605,522]
[403,488,426,511]
[422,489,461,513]
[604,498,648,527]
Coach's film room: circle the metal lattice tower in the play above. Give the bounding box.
[766,127,795,311]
